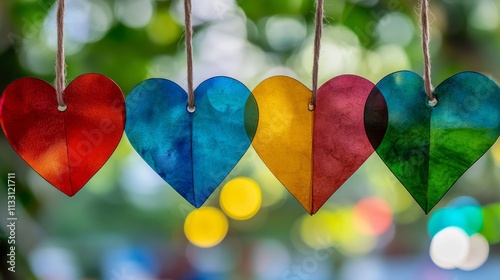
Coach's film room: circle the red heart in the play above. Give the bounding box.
[1,74,125,196]
[313,76,377,213]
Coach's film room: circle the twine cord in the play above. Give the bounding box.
[310,0,324,111]
[56,0,66,109]
[185,0,195,111]
[421,0,436,102]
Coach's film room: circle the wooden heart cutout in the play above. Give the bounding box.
[1,74,126,196]
[251,75,377,214]
[364,71,500,213]
[125,77,257,207]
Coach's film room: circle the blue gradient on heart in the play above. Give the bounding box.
[125,77,256,207]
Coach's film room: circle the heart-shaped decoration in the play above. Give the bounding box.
[1,74,126,196]
[125,77,257,207]
[251,75,377,214]
[364,71,500,213]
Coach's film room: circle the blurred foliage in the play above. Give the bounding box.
[1,0,500,279]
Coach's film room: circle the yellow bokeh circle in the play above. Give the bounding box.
[184,207,228,248]
[220,177,262,220]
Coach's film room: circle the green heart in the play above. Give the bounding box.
[365,71,500,213]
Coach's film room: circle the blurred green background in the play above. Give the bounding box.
[1,0,500,279]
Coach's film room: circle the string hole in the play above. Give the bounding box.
[58,104,67,112]
[427,98,438,107]
[308,102,315,111]
[187,105,196,113]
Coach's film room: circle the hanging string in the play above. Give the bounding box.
[184,0,195,112]
[421,0,436,103]
[56,0,66,110]
[310,0,324,111]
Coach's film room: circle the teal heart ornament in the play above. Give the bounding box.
[125,77,257,207]
[365,71,500,213]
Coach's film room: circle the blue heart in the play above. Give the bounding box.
[125,77,257,207]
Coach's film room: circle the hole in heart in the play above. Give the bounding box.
[308,102,315,111]
[428,98,438,107]
[186,104,196,113]
[58,104,67,112]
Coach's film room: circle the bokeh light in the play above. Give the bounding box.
[43,0,113,52]
[333,208,377,257]
[460,206,484,235]
[115,0,154,29]
[299,208,377,257]
[353,197,393,236]
[102,247,157,280]
[448,196,481,207]
[220,177,262,220]
[430,227,470,269]
[375,12,415,46]
[458,234,490,271]
[299,210,337,250]
[172,0,238,25]
[480,204,500,244]
[19,39,58,75]
[428,208,468,237]
[470,0,499,31]
[491,139,500,166]
[186,243,234,273]
[29,247,80,280]
[265,16,307,52]
[251,240,291,279]
[295,26,362,79]
[146,11,182,46]
[427,197,483,237]
[184,207,229,248]
[2,0,500,278]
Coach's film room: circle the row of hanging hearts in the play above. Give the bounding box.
[1,71,500,214]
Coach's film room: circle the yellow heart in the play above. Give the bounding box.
[252,76,313,212]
